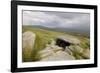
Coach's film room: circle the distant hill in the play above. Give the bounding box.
[23,25,90,37]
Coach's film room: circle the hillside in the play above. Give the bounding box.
[22,26,90,62]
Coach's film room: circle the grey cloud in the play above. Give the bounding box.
[23,11,90,30]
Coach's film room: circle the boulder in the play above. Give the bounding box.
[22,31,36,61]
[22,31,36,50]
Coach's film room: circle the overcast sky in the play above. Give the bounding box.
[22,11,90,29]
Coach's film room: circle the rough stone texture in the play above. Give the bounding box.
[41,51,75,61]
[39,44,75,61]
[57,36,80,45]
[82,49,90,58]
[55,51,75,60]
[65,47,73,55]
[39,47,54,58]
[74,46,83,53]
[22,31,36,50]
[68,46,75,51]
[22,31,36,61]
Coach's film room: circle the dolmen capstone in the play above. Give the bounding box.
[56,36,80,50]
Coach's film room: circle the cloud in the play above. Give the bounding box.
[22,11,90,29]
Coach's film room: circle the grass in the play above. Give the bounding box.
[22,26,90,62]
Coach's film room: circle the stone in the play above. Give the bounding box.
[57,36,80,45]
[22,31,36,61]
[39,47,53,57]
[22,31,36,50]
[82,49,90,58]
[69,46,75,51]
[39,47,52,54]
[41,50,75,61]
[40,51,54,58]
[55,51,75,60]
[52,46,63,52]
[65,47,73,55]
[74,46,83,53]
[51,40,56,45]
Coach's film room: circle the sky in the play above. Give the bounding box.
[22,10,90,30]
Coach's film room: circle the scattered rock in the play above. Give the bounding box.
[39,47,54,58]
[41,51,75,61]
[55,51,75,60]
[39,44,75,61]
[65,47,73,55]
[68,45,83,53]
[74,46,83,53]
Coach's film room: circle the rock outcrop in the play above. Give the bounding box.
[22,31,36,61]
[39,43,75,61]
[22,31,36,50]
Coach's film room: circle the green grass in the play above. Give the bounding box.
[22,26,90,62]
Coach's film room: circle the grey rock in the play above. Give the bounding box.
[22,31,36,50]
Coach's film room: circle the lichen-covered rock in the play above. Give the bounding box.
[41,51,75,61]
[82,49,90,59]
[55,51,75,60]
[22,31,36,61]
[68,45,83,53]
[68,45,75,51]
[74,46,83,53]
[40,45,75,61]
[65,47,73,55]
[39,47,54,58]
[22,31,36,50]
[52,46,63,52]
